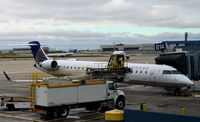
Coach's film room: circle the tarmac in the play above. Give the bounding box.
[0,53,200,121]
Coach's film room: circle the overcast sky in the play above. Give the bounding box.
[0,0,200,49]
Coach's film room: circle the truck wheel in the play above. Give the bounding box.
[116,97,125,110]
[59,107,69,118]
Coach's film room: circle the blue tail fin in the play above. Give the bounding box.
[28,41,48,63]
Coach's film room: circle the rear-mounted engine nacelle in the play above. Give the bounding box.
[39,60,58,70]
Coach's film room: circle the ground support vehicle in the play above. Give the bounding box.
[30,72,125,118]
[0,96,30,111]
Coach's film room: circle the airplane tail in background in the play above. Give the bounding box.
[28,41,49,63]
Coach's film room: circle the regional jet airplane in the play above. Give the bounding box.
[11,41,194,92]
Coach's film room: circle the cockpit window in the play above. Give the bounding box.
[163,70,172,74]
[172,70,181,74]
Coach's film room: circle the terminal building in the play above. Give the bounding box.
[162,40,200,52]
[12,47,49,54]
[100,44,155,52]
[12,48,32,54]
[101,40,200,52]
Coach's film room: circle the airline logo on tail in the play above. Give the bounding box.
[28,41,48,63]
[36,48,48,63]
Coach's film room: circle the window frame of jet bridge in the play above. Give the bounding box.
[29,71,106,88]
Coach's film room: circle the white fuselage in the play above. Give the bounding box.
[36,59,193,88]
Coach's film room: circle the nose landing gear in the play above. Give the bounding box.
[174,87,192,96]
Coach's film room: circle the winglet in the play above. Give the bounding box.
[3,71,12,81]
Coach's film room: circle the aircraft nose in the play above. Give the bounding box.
[187,79,193,86]
[182,76,193,86]
[175,75,193,86]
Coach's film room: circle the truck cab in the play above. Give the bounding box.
[106,81,125,109]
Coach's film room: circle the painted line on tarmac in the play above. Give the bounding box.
[0,113,43,122]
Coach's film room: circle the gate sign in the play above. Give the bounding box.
[154,43,166,51]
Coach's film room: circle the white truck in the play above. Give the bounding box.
[34,80,125,118]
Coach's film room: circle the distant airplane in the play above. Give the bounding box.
[4,41,193,93]
[47,52,74,57]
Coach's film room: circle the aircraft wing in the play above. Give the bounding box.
[3,71,41,83]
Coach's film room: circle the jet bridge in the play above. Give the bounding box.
[155,51,200,80]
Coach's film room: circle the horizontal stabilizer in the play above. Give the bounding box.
[2,71,32,82]
[3,71,12,81]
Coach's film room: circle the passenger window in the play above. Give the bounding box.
[136,71,138,73]
[74,67,76,69]
[140,71,142,73]
[67,66,69,69]
[145,71,147,74]
[163,70,172,74]
[70,66,72,69]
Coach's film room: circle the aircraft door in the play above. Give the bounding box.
[162,70,174,83]
[149,70,155,82]
[156,70,162,82]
